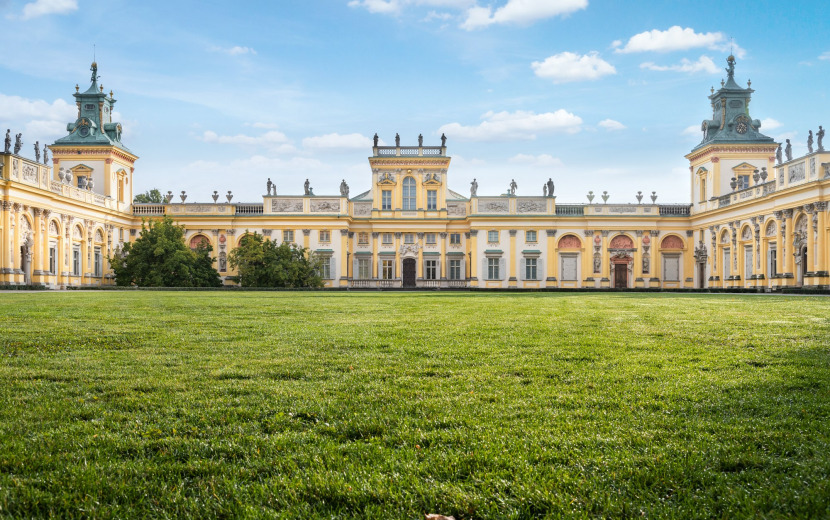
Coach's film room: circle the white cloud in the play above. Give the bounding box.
[0,93,77,140]
[819,51,830,61]
[509,153,563,167]
[613,26,745,58]
[302,133,377,150]
[347,0,401,14]
[598,119,625,131]
[640,55,718,74]
[682,125,701,136]
[20,0,77,19]
[438,109,582,141]
[760,118,781,130]
[248,122,280,129]
[461,0,587,30]
[531,51,615,83]
[209,45,256,56]
[423,10,452,21]
[200,130,296,153]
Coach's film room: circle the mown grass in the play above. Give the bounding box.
[0,292,828,519]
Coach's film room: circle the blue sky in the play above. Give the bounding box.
[1,0,828,202]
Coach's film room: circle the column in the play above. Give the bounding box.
[394,232,401,282]
[11,204,21,284]
[806,206,816,284]
[600,230,610,288]
[371,232,379,279]
[416,232,424,282]
[685,230,695,288]
[303,229,311,249]
[32,208,44,283]
[634,230,645,288]
[469,230,478,286]
[582,230,594,288]
[650,230,661,285]
[816,203,827,281]
[339,229,349,286]
[783,209,794,283]
[0,202,8,284]
[546,229,556,287]
[709,226,719,288]
[508,229,517,287]
[439,232,447,281]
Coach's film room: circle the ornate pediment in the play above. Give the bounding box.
[377,172,397,185]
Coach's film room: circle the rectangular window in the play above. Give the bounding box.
[382,259,393,279]
[450,233,461,245]
[525,258,537,280]
[425,259,438,280]
[402,178,416,210]
[49,246,56,274]
[560,255,578,281]
[319,230,330,243]
[737,175,750,190]
[382,233,393,245]
[358,232,369,245]
[425,233,436,244]
[744,246,753,278]
[404,233,414,244]
[72,247,80,276]
[94,247,102,277]
[382,190,392,210]
[526,230,537,243]
[664,256,680,282]
[319,257,332,279]
[769,247,777,276]
[283,230,294,243]
[488,230,499,243]
[427,190,437,210]
[449,259,462,280]
[700,178,707,201]
[488,257,500,280]
[724,249,731,277]
[357,258,371,279]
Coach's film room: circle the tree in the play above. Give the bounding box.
[110,217,222,287]
[133,188,163,204]
[229,232,323,288]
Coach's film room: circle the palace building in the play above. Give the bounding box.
[1,57,829,290]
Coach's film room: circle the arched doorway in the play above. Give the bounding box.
[402,258,416,288]
[611,254,632,288]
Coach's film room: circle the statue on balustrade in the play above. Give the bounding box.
[34,142,40,162]
[266,177,273,196]
[340,179,349,197]
[14,133,22,155]
[304,178,311,196]
[543,184,547,197]
[373,133,379,147]
[817,126,824,152]
[4,130,10,153]
[43,147,48,165]
[785,139,792,162]
[509,179,517,195]
[546,178,555,197]
[470,178,478,197]
[418,134,423,147]
[441,133,447,147]
[395,133,400,147]
[807,130,814,154]
[776,143,782,164]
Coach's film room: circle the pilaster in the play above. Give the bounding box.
[508,229,517,287]
[545,229,556,287]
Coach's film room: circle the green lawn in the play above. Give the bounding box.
[0,292,828,519]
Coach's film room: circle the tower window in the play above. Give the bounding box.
[402,177,416,210]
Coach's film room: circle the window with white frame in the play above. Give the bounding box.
[768,245,777,276]
[425,259,438,280]
[488,257,500,280]
[526,230,537,243]
[357,258,371,279]
[94,247,102,277]
[737,175,750,190]
[449,259,462,280]
[404,233,414,244]
[382,190,392,210]
[525,257,537,280]
[382,259,394,279]
[488,230,499,243]
[450,233,461,245]
[358,232,369,245]
[283,230,294,243]
[319,256,332,279]
[425,233,436,244]
[319,230,330,243]
[382,232,393,245]
[427,190,437,210]
[402,177,416,210]
[72,247,80,276]
[49,245,56,274]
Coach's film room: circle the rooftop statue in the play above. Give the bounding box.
[340,179,349,197]
[441,133,447,147]
[725,55,735,79]
[470,178,478,197]
[543,184,547,197]
[34,142,40,162]
[776,143,783,164]
[4,130,10,153]
[785,139,792,162]
[395,133,400,147]
[43,147,48,165]
[418,134,423,147]
[546,178,555,197]
[304,178,311,196]
[807,130,814,154]
[373,133,378,147]
[509,179,517,195]
[818,126,825,152]
[14,133,22,155]
[266,177,273,196]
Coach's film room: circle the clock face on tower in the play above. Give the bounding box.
[736,121,748,134]
[735,115,750,134]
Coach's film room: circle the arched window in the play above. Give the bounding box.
[402,177,416,210]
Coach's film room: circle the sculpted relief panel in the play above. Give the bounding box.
[660,235,684,249]
[558,234,581,249]
[272,199,303,213]
[517,199,546,213]
[609,235,634,249]
[310,199,340,213]
[447,202,466,216]
[478,199,508,213]
[353,203,371,216]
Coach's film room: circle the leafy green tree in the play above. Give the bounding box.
[133,188,163,203]
[110,217,222,287]
[229,232,323,288]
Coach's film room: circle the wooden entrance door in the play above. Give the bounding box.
[698,262,706,288]
[402,258,416,288]
[614,263,627,288]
